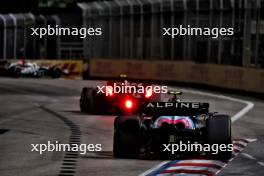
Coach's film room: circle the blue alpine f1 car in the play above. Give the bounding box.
[113,91,232,160]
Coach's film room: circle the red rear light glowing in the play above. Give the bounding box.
[125,99,133,109]
[18,59,24,65]
[145,88,153,98]
[121,97,137,113]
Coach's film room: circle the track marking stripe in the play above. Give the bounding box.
[170,163,222,169]
[241,153,256,160]
[161,169,214,175]
[140,140,249,176]
[160,174,208,176]
[171,88,255,122]
[241,153,264,168]
[233,142,247,148]
[175,160,226,167]
[258,162,264,167]
[139,161,171,176]
[233,146,244,151]
[165,166,219,172]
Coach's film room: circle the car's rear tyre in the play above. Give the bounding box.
[50,67,62,78]
[113,116,141,158]
[80,87,94,113]
[206,114,232,160]
[9,66,21,78]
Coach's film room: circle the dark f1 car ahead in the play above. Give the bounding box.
[79,79,161,114]
[113,92,232,160]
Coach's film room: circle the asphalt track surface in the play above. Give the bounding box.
[0,78,263,176]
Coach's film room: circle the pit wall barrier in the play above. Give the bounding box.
[11,59,83,79]
[89,59,264,94]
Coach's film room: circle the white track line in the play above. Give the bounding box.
[140,88,255,176]
[176,88,255,122]
[242,153,257,160]
[258,162,264,167]
[241,153,264,168]
[245,138,257,143]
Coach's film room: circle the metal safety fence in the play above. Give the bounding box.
[78,0,264,68]
[0,13,61,60]
[0,12,83,60]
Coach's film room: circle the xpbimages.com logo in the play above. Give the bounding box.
[96,82,168,96]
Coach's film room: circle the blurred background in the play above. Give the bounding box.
[0,0,263,68]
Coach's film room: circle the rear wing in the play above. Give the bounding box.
[142,102,209,116]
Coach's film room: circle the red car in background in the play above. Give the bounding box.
[79,78,161,115]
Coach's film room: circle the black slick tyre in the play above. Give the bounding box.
[50,67,62,78]
[113,116,141,158]
[80,87,94,113]
[206,114,232,160]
